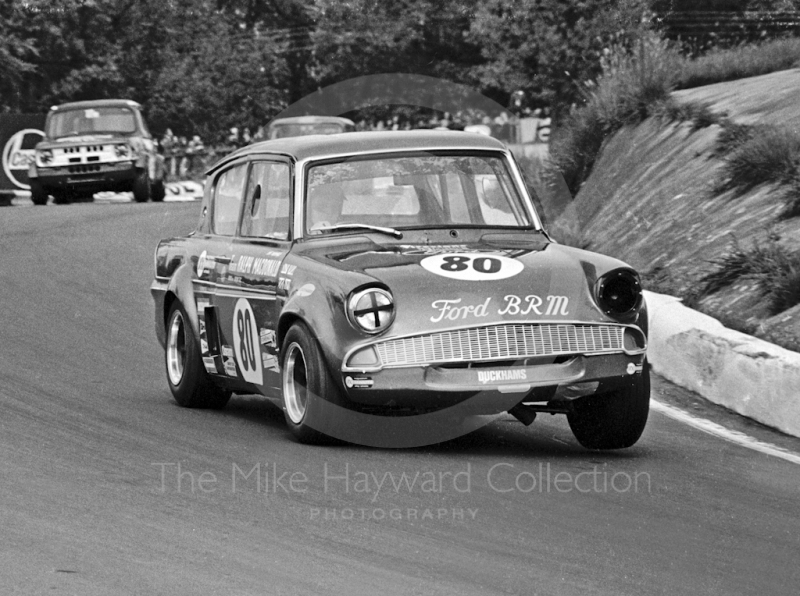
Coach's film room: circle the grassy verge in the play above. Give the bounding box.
[551,33,800,197]
[677,37,800,90]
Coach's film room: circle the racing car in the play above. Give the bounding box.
[150,130,649,449]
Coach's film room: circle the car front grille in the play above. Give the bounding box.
[68,164,102,174]
[373,323,626,367]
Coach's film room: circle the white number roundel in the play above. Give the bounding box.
[233,298,263,385]
[420,253,523,281]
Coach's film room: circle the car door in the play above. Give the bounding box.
[213,158,293,394]
[191,160,248,385]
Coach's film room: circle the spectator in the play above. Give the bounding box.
[161,128,177,154]
[187,134,204,153]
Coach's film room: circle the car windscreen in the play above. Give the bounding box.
[305,152,532,234]
[47,107,138,138]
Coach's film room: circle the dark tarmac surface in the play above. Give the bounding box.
[1,202,798,595]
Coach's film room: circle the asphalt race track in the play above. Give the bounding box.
[1,202,799,595]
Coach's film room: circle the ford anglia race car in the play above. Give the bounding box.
[150,130,649,449]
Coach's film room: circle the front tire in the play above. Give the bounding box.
[165,301,230,409]
[29,180,49,205]
[567,361,650,449]
[133,169,151,203]
[52,191,72,205]
[281,323,337,444]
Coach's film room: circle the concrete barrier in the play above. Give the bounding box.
[645,290,800,438]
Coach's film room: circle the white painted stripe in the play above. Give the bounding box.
[652,400,800,466]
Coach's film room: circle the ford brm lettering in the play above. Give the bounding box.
[150,130,650,450]
[27,99,165,205]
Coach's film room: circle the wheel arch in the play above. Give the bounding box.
[277,312,308,356]
[164,264,201,341]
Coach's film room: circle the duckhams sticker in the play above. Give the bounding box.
[421,253,523,281]
[233,298,263,385]
[478,369,527,384]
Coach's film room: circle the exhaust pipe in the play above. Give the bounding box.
[508,403,537,426]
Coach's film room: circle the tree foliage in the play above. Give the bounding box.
[468,0,653,115]
[6,0,782,139]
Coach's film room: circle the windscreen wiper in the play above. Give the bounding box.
[314,223,404,239]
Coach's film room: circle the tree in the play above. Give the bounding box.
[311,0,483,88]
[0,2,41,112]
[467,0,652,116]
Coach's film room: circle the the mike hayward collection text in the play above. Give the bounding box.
[152,462,652,498]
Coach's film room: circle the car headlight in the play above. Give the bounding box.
[595,269,642,317]
[347,288,395,334]
[36,148,53,166]
[114,143,131,159]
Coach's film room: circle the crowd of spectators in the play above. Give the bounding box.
[349,107,550,143]
[157,106,551,180]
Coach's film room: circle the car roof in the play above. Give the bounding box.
[269,115,355,126]
[210,130,508,173]
[49,99,142,112]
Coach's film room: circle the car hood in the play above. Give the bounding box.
[36,133,131,148]
[296,232,634,335]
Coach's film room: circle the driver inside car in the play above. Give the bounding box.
[308,181,346,233]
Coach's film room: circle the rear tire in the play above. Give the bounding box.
[567,361,650,450]
[75,192,94,203]
[165,301,230,409]
[52,191,71,205]
[281,323,337,444]
[29,180,49,205]
[133,169,151,202]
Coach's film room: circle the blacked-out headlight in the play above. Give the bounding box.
[114,143,131,158]
[595,269,642,317]
[347,288,395,334]
[37,148,53,166]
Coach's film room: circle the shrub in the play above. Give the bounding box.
[549,30,684,196]
[713,120,754,157]
[651,99,722,130]
[782,175,800,219]
[716,125,800,195]
[700,234,800,316]
[550,31,800,199]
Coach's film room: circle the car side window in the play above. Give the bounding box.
[213,164,248,236]
[241,162,291,240]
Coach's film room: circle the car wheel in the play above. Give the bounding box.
[165,301,230,409]
[281,323,336,444]
[567,360,650,450]
[133,169,151,203]
[151,178,166,202]
[29,180,49,206]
